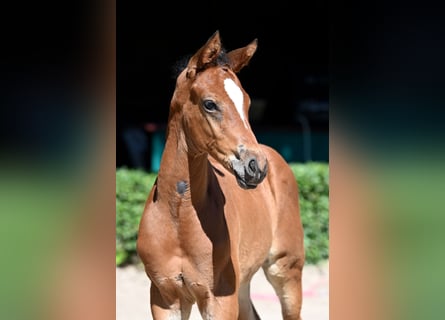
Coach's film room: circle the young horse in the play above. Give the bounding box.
[137,31,305,320]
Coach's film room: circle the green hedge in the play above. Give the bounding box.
[116,169,157,265]
[116,162,329,266]
[290,163,329,264]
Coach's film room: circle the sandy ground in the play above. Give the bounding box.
[116,260,328,320]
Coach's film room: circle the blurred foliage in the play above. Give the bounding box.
[116,162,329,266]
[290,162,329,264]
[116,168,157,265]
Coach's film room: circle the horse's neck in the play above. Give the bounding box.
[157,120,210,210]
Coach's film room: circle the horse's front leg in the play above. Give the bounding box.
[150,282,192,320]
[197,293,239,319]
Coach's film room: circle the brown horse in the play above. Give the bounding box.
[137,31,305,320]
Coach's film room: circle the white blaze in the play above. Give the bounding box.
[224,78,248,128]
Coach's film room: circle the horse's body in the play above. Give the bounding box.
[137,31,305,319]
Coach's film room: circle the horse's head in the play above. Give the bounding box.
[170,31,268,189]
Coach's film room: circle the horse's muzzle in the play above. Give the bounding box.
[232,156,268,189]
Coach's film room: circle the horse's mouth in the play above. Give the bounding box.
[233,170,259,190]
[232,164,267,190]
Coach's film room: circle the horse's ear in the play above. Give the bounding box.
[186,30,222,79]
[227,39,258,73]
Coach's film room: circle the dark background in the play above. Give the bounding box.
[117,1,328,171]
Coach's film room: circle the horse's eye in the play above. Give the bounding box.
[202,100,219,112]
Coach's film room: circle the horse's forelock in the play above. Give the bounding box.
[215,49,230,67]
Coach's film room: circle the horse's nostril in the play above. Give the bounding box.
[248,158,258,173]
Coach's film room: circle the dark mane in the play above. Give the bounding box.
[170,48,230,79]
